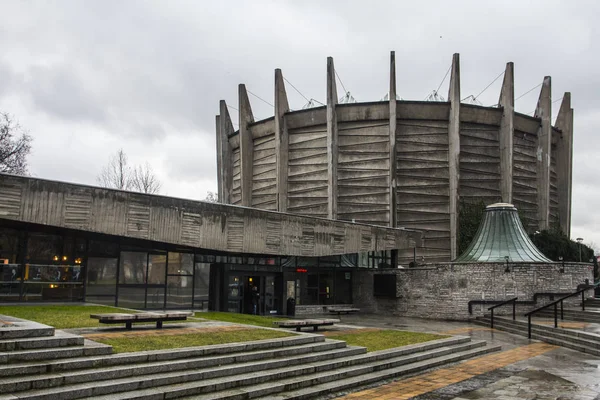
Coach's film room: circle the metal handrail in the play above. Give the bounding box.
[524,283,600,338]
[488,297,518,329]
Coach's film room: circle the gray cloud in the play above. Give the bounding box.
[1,0,599,244]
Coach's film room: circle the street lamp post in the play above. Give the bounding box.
[576,238,584,262]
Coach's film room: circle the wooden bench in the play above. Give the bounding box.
[273,319,339,332]
[328,307,360,316]
[90,311,193,330]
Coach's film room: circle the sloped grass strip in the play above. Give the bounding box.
[0,305,133,329]
[326,329,448,352]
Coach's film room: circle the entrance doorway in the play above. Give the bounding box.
[224,273,282,315]
[244,276,260,315]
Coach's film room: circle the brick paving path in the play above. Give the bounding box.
[337,342,557,399]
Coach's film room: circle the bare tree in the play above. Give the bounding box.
[97,149,162,194]
[204,191,218,203]
[132,162,162,194]
[97,149,132,190]
[0,113,33,175]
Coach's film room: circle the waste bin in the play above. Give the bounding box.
[286,297,296,316]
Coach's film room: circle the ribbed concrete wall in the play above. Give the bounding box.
[216,53,573,262]
[0,174,421,257]
[287,123,328,217]
[221,105,569,262]
[249,119,277,210]
[338,120,390,226]
[397,118,450,262]
[231,148,241,205]
[512,125,539,232]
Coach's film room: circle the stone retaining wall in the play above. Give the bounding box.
[353,263,594,320]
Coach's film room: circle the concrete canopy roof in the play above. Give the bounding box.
[0,174,421,257]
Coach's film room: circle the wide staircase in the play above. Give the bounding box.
[474,315,600,357]
[0,318,501,400]
[535,307,600,324]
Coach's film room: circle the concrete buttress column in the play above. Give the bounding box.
[498,62,514,203]
[274,69,290,212]
[239,84,255,207]
[215,115,222,201]
[554,92,573,236]
[218,100,235,204]
[326,57,339,220]
[534,77,551,230]
[389,51,397,228]
[448,53,461,260]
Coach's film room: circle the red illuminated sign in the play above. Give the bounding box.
[296,268,308,273]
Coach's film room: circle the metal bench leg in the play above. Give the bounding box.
[157,321,163,329]
[126,322,132,330]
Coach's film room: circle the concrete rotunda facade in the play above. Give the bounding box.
[216,52,574,263]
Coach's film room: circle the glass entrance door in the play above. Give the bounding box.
[264,275,278,315]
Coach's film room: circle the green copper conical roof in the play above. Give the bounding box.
[454,203,552,263]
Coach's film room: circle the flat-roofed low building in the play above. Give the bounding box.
[0,173,420,314]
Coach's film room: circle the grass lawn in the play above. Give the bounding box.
[0,305,133,329]
[94,329,293,353]
[326,330,447,352]
[195,312,288,328]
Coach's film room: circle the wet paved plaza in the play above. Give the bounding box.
[58,311,600,399]
[328,314,600,400]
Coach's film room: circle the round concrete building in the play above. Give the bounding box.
[215,52,573,263]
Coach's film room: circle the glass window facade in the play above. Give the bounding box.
[281,256,357,306]
[86,257,117,305]
[0,222,376,311]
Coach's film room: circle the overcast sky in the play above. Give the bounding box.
[1,0,598,249]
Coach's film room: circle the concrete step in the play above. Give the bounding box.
[536,309,600,323]
[84,337,487,400]
[2,336,477,400]
[251,344,502,400]
[97,340,499,400]
[584,298,600,308]
[0,330,84,351]
[476,317,600,356]
[0,335,325,378]
[0,319,55,341]
[0,340,358,393]
[0,340,113,365]
[478,316,600,343]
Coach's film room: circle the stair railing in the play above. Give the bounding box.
[488,297,518,329]
[524,283,600,338]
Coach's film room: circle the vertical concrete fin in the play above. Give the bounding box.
[498,62,514,203]
[239,84,255,207]
[389,51,397,228]
[215,115,222,202]
[275,69,290,212]
[555,92,571,128]
[534,76,551,230]
[219,100,234,204]
[326,56,339,219]
[554,92,572,236]
[568,107,573,237]
[448,53,461,260]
